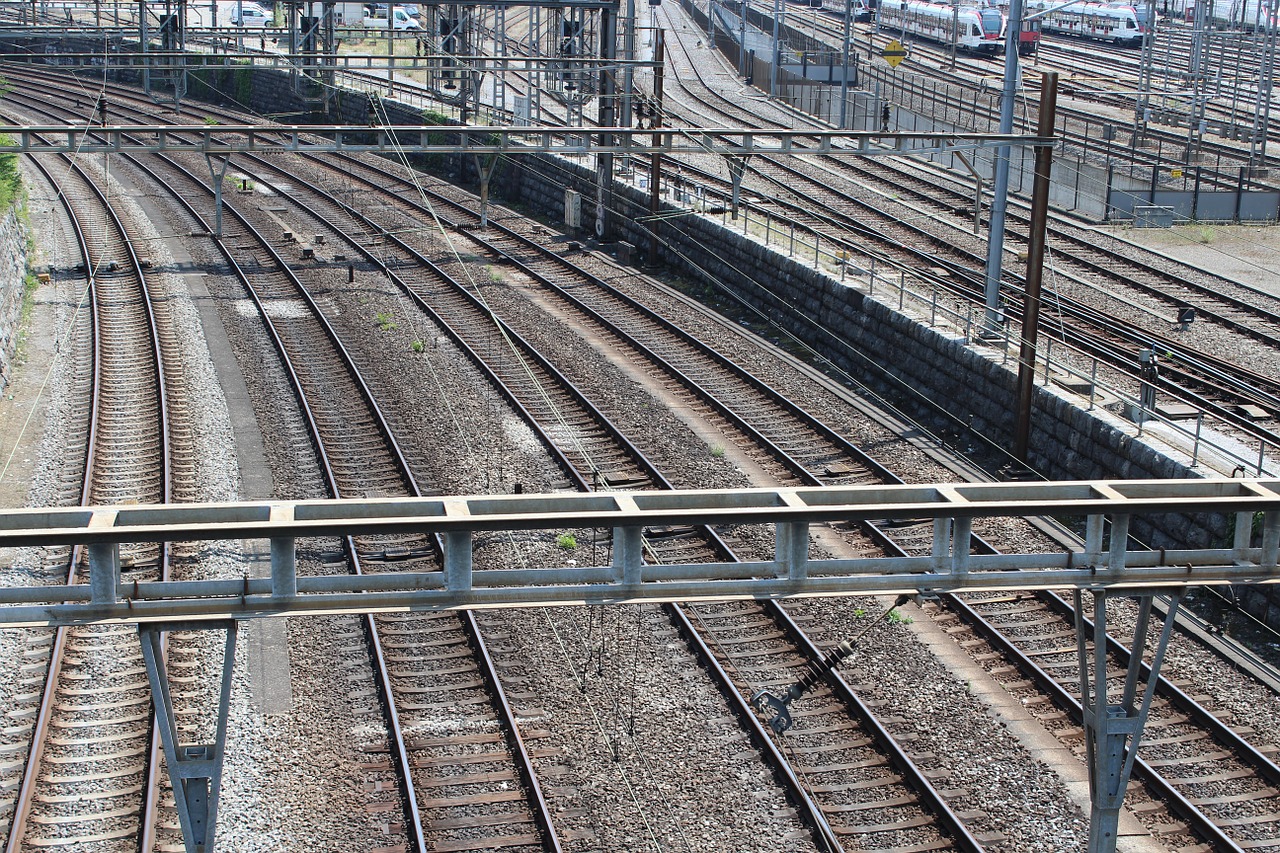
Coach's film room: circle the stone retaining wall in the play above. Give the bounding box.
[497,151,1229,554]
[0,208,29,394]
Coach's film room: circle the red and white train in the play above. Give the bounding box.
[1026,0,1149,45]
[876,0,1006,53]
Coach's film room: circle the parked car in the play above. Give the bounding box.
[230,4,271,26]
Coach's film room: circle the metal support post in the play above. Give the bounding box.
[726,154,748,218]
[204,154,231,240]
[648,29,665,264]
[140,0,150,94]
[474,155,500,227]
[1263,510,1280,569]
[775,521,808,579]
[1012,71,1058,462]
[612,525,642,584]
[384,0,393,96]
[88,541,120,605]
[270,535,296,597]
[622,0,636,131]
[444,529,473,591]
[1249,0,1279,170]
[839,0,853,128]
[931,517,951,572]
[1075,590,1183,853]
[139,620,238,853]
[770,0,781,97]
[951,515,971,573]
[981,0,1026,335]
[596,6,617,240]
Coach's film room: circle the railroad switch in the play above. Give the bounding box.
[752,594,911,734]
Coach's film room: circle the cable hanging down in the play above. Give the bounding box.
[752,594,913,735]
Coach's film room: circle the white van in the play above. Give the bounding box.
[230,4,271,26]
[363,5,420,29]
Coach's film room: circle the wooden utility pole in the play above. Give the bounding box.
[1012,71,1059,463]
[648,29,665,264]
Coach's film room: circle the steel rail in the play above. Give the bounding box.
[4,149,170,852]
[118,138,568,852]
[299,147,988,852]
[2,155,102,853]
[943,593,1246,852]
[127,149,436,853]
[276,148,902,484]
[645,151,1280,450]
[225,136,981,851]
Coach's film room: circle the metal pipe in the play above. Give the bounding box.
[980,0,1026,335]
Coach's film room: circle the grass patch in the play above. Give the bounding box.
[0,135,23,212]
[375,311,397,331]
[555,533,577,550]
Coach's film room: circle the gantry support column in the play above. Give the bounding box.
[205,154,231,239]
[595,4,617,240]
[139,620,239,853]
[1074,587,1183,853]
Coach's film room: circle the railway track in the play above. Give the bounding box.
[8,67,1280,852]
[0,90,570,851]
[664,151,1280,442]
[259,132,1280,851]
[124,97,1001,849]
[790,2,1280,180]
[3,148,170,852]
[131,146,563,853]
[936,589,1280,851]
[645,14,1280,453]
[302,129,1280,851]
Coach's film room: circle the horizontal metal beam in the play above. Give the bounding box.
[0,50,656,73]
[0,479,1275,628]
[0,124,1055,156]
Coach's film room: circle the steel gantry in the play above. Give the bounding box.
[0,123,1052,156]
[0,479,1277,852]
[0,123,1052,233]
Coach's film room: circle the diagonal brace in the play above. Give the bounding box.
[724,153,752,219]
[1075,589,1183,853]
[139,620,239,853]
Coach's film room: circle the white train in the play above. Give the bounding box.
[1027,0,1149,45]
[1160,0,1277,28]
[877,0,1006,52]
[1203,0,1276,29]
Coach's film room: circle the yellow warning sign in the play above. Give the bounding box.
[883,39,908,68]
[1170,168,1183,178]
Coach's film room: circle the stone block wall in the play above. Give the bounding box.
[496,151,1228,553]
[0,208,28,394]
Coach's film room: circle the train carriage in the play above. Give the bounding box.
[1027,0,1148,45]
[877,0,1005,52]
